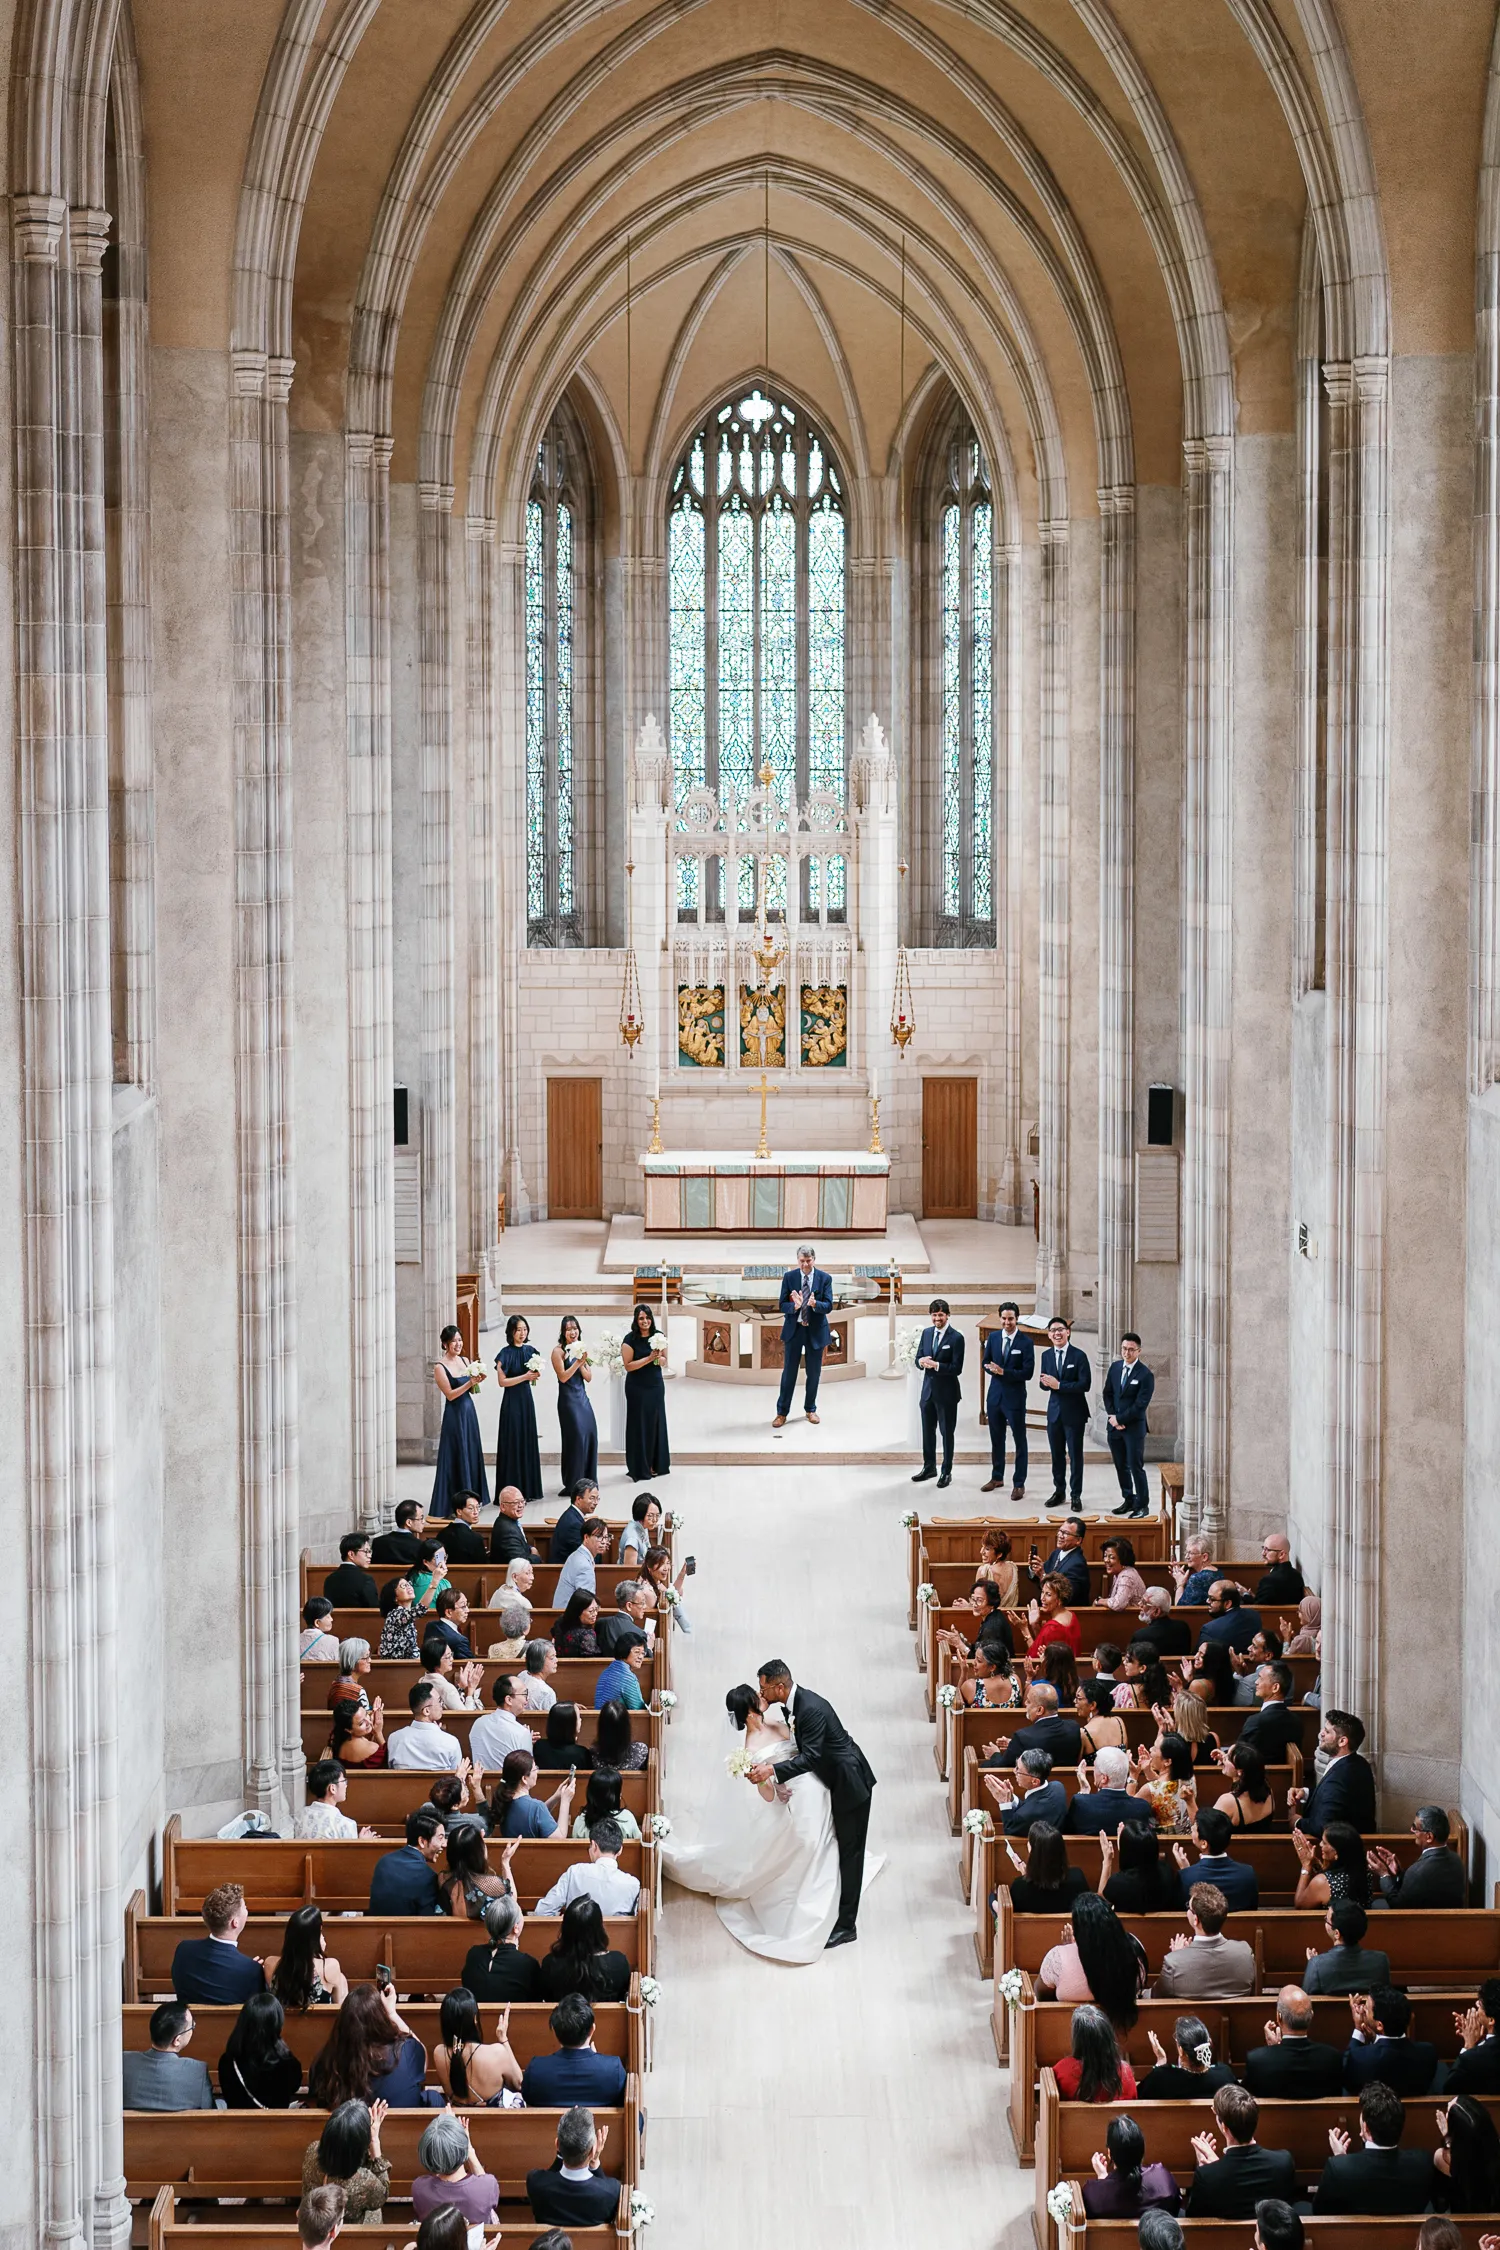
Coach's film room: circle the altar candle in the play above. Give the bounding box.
[869,1059,879,1103]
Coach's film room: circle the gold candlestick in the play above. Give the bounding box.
[869,1091,884,1155]
[755,1070,772,1161]
[647,1095,663,1155]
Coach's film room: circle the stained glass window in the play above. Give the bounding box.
[526,409,588,944]
[934,422,995,945]
[666,389,848,918]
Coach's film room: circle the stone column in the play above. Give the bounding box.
[494,532,532,1221]
[347,432,397,1524]
[1097,488,1138,1358]
[994,540,1025,1226]
[851,713,899,1090]
[1035,520,1071,1314]
[1179,437,1235,1542]
[466,516,501,1272]
[419,483,457,1446]
[1475,161,1500,1098]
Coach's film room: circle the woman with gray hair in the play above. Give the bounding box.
[486,1554,536,1618]
[410,2093,502,2228]
[460,1892,543,2004]
[328,1639,372,1715]
[484,1602,532,1662]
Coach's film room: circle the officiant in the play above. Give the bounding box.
[773,1245,835,1428]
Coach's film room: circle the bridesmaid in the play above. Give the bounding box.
[494,1313,544,1501]
[622,1301,670,1482]
[430,1324,488,1520]
[552,1314,599,1496]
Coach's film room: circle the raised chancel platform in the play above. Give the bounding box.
[639,1149,890,1234]
[603,1209,928,1274]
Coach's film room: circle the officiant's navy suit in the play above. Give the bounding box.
[776,1263,834,1418]
[1043,1340,1091,1505]
[983,1325,1034,1489]
[917,1321,965,1478]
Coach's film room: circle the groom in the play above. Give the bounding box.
[749,1659,875,1948]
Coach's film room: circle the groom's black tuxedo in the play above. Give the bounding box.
[770,1683,876,1935]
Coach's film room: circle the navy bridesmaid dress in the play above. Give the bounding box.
[556,1354,599,1493]
[430,1357,489,1519]
[622,1329,670,1481]
[495,1343,544,1501]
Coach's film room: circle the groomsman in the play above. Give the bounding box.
[1040,1315,1090,1510]
[1103,1332,1155,1517]
[912,1299,965,1488]
[773,1244,834,1428]
[982,1301,1033,1497]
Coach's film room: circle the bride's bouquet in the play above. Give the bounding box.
[726,1744,759,1782]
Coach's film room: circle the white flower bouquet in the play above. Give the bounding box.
[726,1745,758,1781]
[638,1975,662,2007]
[466,1360,487,1384]
[666,1509,685,1531]
[963,1808,989,1836]
[592,1330,625,1375]
[653,1688,677,1713]
[1046,2183,1078,2234]
[900,1507,918,1528]
[937,1684,958,1710]
[647,1814,672,1840]
[630,2191,656,2231]
[563,1342,591,1368]
[997,1966,1025,2009]
[917,1581,939,1607]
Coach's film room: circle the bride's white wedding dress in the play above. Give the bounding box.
[662,1710,884,1964]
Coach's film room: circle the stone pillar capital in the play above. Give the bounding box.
[419,480,455,513]
[466,514,497,544]
[67,205,111,272]
[1097,483,1137,518]
[266,355,295,403]
[13,191,66,262]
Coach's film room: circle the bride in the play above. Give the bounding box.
[662,1684,883,1964]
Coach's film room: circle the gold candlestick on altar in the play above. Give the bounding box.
[755,1070,771,1161]
[869,1091,884,1155]
[647,1095,663,1156]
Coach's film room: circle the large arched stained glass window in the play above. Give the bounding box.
[935,422,995,944]
[668,388,847,916]
[526,412,585,945]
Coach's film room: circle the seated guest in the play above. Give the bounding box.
[984,1681,1082,1771]
[1301,1900,1392,1996]
[429,1585,473,1659]
[121,2002,213,2110]
[491,1746,577,1838]
[440,1821,515,1922]
[938,1578,1016,1665]
[1133,1731,1199,1834]
[984,1747,1067,1836]
[1197,1583,1262,1654]
[1184,2084,1298,2217]
[1293,1819,1371,1912]
[1172,1806,1259,1910]
[301,2098,391,2223]
[1343,1986,1440,2097]
[388,1682,462,1772]
[371,1498,426,1567]
[1255,1535,1305,1606]
[1102,1538,1149,1612]
[1170,1536,1218,1607]
[1182,1636,1239,1710]
[1037,1891,1148,2023]
[470,1672,534,1769]
[295,1758,378,1842]
[1055,2003,1138,2101]
[1163,1689,1220,1767]
[327,1639,372,1714]
[1228,1629,1285,1705]
[595,1698,648,1774]
[410,1538,452,1615]
[323,1533,379,1609]
[571,1763,642,1844]
[1446,1981,1500,2094]
[1032,1516,1092,1608]
[1013,1573,1083,1662]
[1280,1592,1321,1655]
[1252,2200,1305,2250]
[1235,1662,1304,1764]
[377,1575,419,1659]
[1065,1746,1149,1834]
[1137,1587,1192,1659]
[1099,1821,1180,1914]
[1117,1642,1176,1716]
[1002,1820,1089,1916]
[551,1477,600,1565]
[485,1601,532,1664]
[1242,1985,1344,2098]
[1153,1883,1256,1998]
[300,1597,339,1662]
[309,1983,427,2110]
[593,1631,649,1711]
[1369,1805,1465,1907]
[521,1991,629,2108]
[487,1554,536,1619]
[219,1990,302,2108]
[171,1882,266,2005]
[489,1482,542,1565]
[553,1590,603,1659]
[1137,2014,1239,2100]
[461,1894,544,2004]
[418,1636,483,1713]
[439,1489,488,1565]
[329,1699,386,1768]
[367,1807,447,1915]
[426,1769,487,1835]
[535,1817,640,1917]
[429,1987,521,2105]
[294,2186,347,2250]
[1082,2116,1181,2218]
[1433,2092,1500,2212]
[1290,1709,1377,1832]
[958,1641,1019,1711]
[520,1636,559,1710]
[1313,2080,1436,2214]
[1211,1741,1277,1833]
[533,1699,594,1771]
[526,2105,622,2228]
[538,1897,631,2002]
[411,2108,501,2230]
[556,1516,612,1606]
[265,1902,348,2010]
[618,1490,663,1564]
[1076,1677,1131,1754]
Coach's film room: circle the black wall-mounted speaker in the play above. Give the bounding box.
[393,1085,409,1146]
[1146,1084,1175,1147]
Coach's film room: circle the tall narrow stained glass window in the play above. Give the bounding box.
[667,389,848,917]
[935,423,995,945]
[526,413,585,944]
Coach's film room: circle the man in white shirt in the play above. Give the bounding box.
[520,1639,559,1711]
[387,1681,463,1771]
[534,1819,641,1917]
[555,1516,611,1606]
[294,1758,380,1840]
[470,1672,536,1769]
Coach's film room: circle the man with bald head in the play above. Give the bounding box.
[489,1484,541,1566]
[1255,1535,1305,1606]
[1243,1986,1344,2099]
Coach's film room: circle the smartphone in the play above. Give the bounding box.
[375,1963,393,1991]
[683,1555,697,1576]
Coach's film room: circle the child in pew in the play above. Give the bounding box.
[1081,2115,1182,2218]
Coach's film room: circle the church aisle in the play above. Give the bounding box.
[645,1464,1034,2250]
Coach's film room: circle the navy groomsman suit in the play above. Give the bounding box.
[775,1254,834,1422]
[914,1312,965,1484]
[982,1314,1034,1494]
[1041,1328,1091,1507]
[1103,1346,1155,1516]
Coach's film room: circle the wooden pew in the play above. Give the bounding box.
[942,1700,1295,1818]
[301,1700,665,1766]
[124,1890,655,2002]
[919,1603,1319,1693]
[924,1556,1296,1611]
[1034,2076,1500,2244]
[304,1650,660,1711]
[334,1761,658,1833]
[162,1828,652,1916]
[1064,2223,1500,2250]
[125,2087,640,2203]
[300,1520,678,1607]
[907,1515,1172,1626]
[990,1902,1500,2057]
[147,2185,623,2249]
[953,1731,1303,1848]
[1006,1977,1471,2161]
[124,1991,645,2086]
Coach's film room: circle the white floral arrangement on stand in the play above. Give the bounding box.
[1046,2182,1078,2237]
[893,1322,924,1370]
[637,1975,662,2008]
[900,1507,918,1528]
[997,1966,1025,2009]
[916,1582,939,1608]
[937,1683,958,1710]
[646,1813,672,1841]
[963,1808,990,1837]
[592,1330,625,1376]
[630,2190,656,2231]
[652,1688,677,1714]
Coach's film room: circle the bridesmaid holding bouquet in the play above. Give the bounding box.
[552,1314,599,1494]
[430,1324,488,1519]
[494,1312,544,1502]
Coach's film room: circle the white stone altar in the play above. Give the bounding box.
[639,1149,890,1234]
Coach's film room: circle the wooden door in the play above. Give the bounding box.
[547,1078,603,1218]
[922,1077,978,1218]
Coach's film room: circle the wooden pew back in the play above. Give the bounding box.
[908,1516,1171,1623]
[123,1994,643,2083]
[148,2186,622,2250]
[163,1830,651,1915]
[301,1697,665,1765]
[944,1701,1292,1826]
[334,1762,656,1833]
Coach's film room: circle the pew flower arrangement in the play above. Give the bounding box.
[997,1967,1025,2010]
[660,1585,683,1611]
[630,2191,656,2231]
[900,1508,918,1527]
[937,1683,958,1709]
[647,1814,673,1841]
[916,1582,939,1607]
[963,1808,989,1837]
[1046,2183,1078,2236]
[638,1976,662,2007]
[652,1689,678,1713]
[666,1510,685,1531]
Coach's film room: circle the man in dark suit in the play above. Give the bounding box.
[1446,1979,1500,2093]
[1342,1987,1440,2096]
[984,1749,1068,1835]
[1173,1808,1261,1911]
[1136,1587,1192,1658]
[121,2002,215,2110]
[1103,1334,1155,1517]
[1030,1514,1092,1609]
[372,1498,426,1567]
[1242,1985,1344,2098]
[1184,2084,1298,2218]
[774,1245,834,1427]
[1313,2081,1436,2214]
[1290,1710,1378,1834]
[982,1301,1033,1497]
[982,1683,1081,1771]
[1197,1583,1262,1653]
[1254,1534,1305,1605]
[430,1586,473,1658]
[489,1482,543,1565]
[1064,1746,1149,1834]
[1235,1661,1305,1764]
[912,1300,964,1487]
[1301,1901,1391,1996]
[755,1659,876,1946]
[550,1477,600,1565]
[519,1994,628,2108]
[322,1532,378,1608]
[366,1807,447,1915]
[1039,1315,1090,1509]
[526,2107,623,2228]
[597,1579,653,1657]
[170,1883,266,2006]
[1369,1806,1465,1907]
[439,1490,487,1565]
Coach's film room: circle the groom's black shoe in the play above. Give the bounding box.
[825,1925,858,1948]
[936,1471,952,1488]
[911,1468,936,1483]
